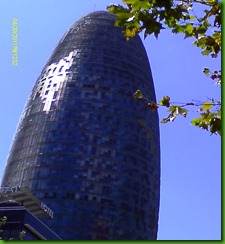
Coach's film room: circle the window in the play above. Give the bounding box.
[59,66,64,72]
[53,91,58,99]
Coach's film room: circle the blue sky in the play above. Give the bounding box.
[0,0,221,240]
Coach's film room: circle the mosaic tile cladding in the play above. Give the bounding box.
[1,11,160,240]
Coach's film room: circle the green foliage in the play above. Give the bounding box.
[107,0,221,56]
[19,231,26,240]
[159,96,170,107]
[0,216,7,226]
[192,110,221,135]
[133,89,143,99]
[0,216,7,240]
[203,67,221,84]
[203,67,210,75]
[133,90,221,135]
[161,106,188,123]
[0,216,26,240]
[108,0,221,136]
[201,101,213,111]
[108,0,221,49]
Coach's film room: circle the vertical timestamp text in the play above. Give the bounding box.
[12,18,18,66]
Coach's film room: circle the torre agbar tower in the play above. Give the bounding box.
[1,11,160,240]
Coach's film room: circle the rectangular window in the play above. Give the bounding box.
[53,91,58,99]
[59,66,64,72]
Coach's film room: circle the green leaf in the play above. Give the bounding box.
[192,112,221,135]
[191,117,200,126]
[185,24,194,35]
[172,24,185,34]
[203,67,210,75]
[161,115,175,123]
[201,49,211,55]
[159,96,170,107]
[209,117,221,135]
[161,106,188,124]
[169,106,188,117]
[107,5,132,23]
[217,109,221,118]
[133,90,143,99]
[123,0,135,4]
[201,101,213,111]
[153,22,164,38]
[206,0,216,4]
[177,107,188,117]
[124,26,140,39]
[196,25,208,35]
[123,0,150,11]
[138,0,150,11]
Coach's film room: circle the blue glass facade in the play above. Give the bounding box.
[1,11,160,240]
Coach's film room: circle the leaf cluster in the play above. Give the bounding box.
[191,101,221,135]
[161,105,188,123]
[108,0,189,39]
[108,0,221,136]
[0,216,26,240]
[134,90,221,135]
[107,0,221,58]
[0,216,7,240]
[203,67,221,85]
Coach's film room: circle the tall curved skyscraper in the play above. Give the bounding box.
[1,11,160,240]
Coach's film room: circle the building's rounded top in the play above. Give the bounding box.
[68,10,116,35]
[44,11,121,66]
